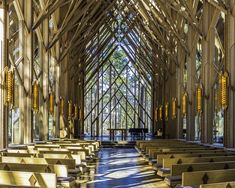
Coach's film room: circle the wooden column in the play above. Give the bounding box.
[167,60,177,139]
[59,35,69,137]
[39,11,49,141]
[176,46,184,139]
[152,74,158,134]
[23,0,33,143]
[0,0,9,148]
[18,0,25,144]
[186,27,196,141]
[78,62,85,137]
[201,2,215,144]
[224,0,235,147]
[55,42,60,138]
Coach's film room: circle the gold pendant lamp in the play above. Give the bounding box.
[165,102,169,121]
[219,72,228,110]
[32,81,39,112]
[68,100,72,121]
[159,105,163,121]
[4,67,14,107]
[196,85,203,114]
[49,93,55,115]
[182,92,187,117]
[74,104,78,120]
[171,98,176,119]
[60,97,64,115]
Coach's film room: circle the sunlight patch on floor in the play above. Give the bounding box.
[87,148,170,188]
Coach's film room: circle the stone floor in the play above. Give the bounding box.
[86,148,169,188]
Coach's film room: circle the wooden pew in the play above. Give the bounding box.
[162,155,235,169]
[156,151,234,169]
[6,149,38,155]
[182,169,235,186]
[0,170,56,188]
[60,144,92,155]
[147,146,218,159]
[0,163,75,188]
[165,161,235,187]
[1,156,79,175]
[157,152,235,177]
[200,182,235,188]
[138,140,194,152]
[33,144,60,149]
[2,152,36,157]
[1,156,81,183]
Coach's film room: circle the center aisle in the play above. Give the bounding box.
[87,148,169,188]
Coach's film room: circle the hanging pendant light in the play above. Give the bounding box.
[32,81,39,112]
[49,93,55,115]
[4,67,14,107]
[219,72,228,110]
[182,92,187,117]
[60,97,64,115]
[74,104,78,120]
[159,105,163,121]
[68,100,72,121]
[171,98,176,119]
[165,102,169,121]
[196,85,203,114]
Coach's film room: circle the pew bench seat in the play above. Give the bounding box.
[157,167,171,177]
[164,175,182,187]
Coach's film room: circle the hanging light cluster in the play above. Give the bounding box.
[32,81,39,112]
[60,97,64,115]
[159,105,163,120]
[4,67,14,107]
[165,102,169,121]
[49,93,55,115]
[196,85,203,114]
[219,72,228,110]
[68,100,72,121]
[74,104,78,120]
[171,98,176,119]
[182,92,187,116]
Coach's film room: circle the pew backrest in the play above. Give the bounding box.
[0,170,56,188]
[182,169,235,186]
[163,155,235,168]
[171,161,235,176]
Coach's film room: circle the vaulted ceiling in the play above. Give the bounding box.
[30,0,228,82]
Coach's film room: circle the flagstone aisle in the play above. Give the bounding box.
[87,148,169,188]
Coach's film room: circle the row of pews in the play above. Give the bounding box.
[136,139,235,188]
[0,139,100,188]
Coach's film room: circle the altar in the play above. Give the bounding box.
[107,128,127,140]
